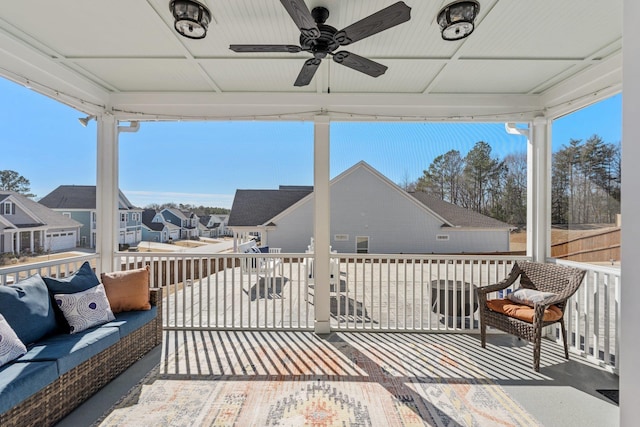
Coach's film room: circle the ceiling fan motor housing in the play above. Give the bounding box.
[300,7,339,57]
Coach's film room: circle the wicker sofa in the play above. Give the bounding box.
[0,266,163,427]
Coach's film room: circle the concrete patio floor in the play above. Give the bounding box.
[55,331,619,427]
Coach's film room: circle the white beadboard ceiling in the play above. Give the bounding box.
[0,0,623,121]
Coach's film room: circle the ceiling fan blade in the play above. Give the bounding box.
[280,0,320,39]
[230,44,302,53]
[294,58,322,86]
[332,51,387,78]
[334,1,411,46]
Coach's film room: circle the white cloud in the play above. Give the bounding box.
[123,190,234,208]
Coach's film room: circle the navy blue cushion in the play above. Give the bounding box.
[18,326,120,375]
[258,246,270,253]
[102,306,157,337]
[0,361,58,413]
[42,261,99,294]
[0,275,57,346]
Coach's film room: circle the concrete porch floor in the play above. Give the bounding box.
[55,331,619,426]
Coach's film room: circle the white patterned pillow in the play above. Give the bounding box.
[54,284,115,334]
[0,313,27,367]
[508,287,556,307]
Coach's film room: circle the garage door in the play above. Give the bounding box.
[46,232,76,251]
[125,231,136,244]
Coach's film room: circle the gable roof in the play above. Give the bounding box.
[141,209,161,230]
[228,186,313,227]
[0,191,81,229]
[161,208,188,220]
[230,161,513,230]
[409,192,513,229]
[39,185,139,210]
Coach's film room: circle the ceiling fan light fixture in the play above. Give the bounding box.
[437,0,480,41]
[169,0,211,40]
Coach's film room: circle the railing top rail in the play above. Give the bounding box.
[0,253,98,275]
[549,258,621,275]
[116,251,530,262]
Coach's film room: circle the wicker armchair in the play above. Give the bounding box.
[477,261,586,371]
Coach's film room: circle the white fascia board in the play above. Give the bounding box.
[541,52,622,119]
[0,28,109,115]
[108,92,543,122]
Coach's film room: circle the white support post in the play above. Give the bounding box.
[621,0,640,423]
[313,115,331,334]
[527,116,551,262]
[95,114,119,275]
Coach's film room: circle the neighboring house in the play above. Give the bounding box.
[160,208,199,239]
[39,185,143,248]
[198,214,224,238]
[141,209,172,243]
[0,191,81,254]
[228,185,314,248]
[228,161,513,254]
[216,214,232,236]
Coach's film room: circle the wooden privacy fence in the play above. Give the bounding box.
[551,228,620,263]
[120,256,238,287]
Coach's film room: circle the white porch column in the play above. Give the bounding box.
[313,114,331,334]
[621,0,640,423]
[95,114,119,275]
[527,116,551,262]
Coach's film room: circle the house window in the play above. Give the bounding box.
[3,202,13,215]
[436,234,450,241]
[356,236,369,254]
[334,234,349,241]
[120,213,126,222]
[62,212,71,218]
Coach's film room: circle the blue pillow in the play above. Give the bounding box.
[258,246,270,253]
[43,261,100,294]
[0,274,57,345]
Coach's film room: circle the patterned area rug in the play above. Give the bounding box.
[97,333,541,427]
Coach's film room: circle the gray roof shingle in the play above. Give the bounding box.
[228,187,313,227]
[39,185,138,209]
[409,192,513,229]
[0,191,81,229]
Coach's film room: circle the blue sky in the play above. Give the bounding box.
[0,77,621,209]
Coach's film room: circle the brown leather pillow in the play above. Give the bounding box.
[486,298,562,323]
[101,266,151,313]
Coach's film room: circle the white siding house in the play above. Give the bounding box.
[229,162,513,254]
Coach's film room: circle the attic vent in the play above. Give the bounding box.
[334,234,349,241]
[436,234,450,241]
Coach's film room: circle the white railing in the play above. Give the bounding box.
[115,252,526,332]
[327,254,523,332]
[551,259,620,372]
[0,253,99,285]
[118,251,315,331]
[0,252,620,372]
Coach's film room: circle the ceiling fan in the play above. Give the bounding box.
[229,0,411,87]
